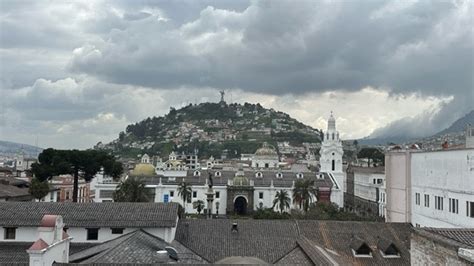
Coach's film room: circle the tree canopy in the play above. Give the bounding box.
[357,147,385,166]
[31,148,123,202]
[29,178,50,201]
[113,177,151,202]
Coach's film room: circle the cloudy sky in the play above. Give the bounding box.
[0,0,472,149]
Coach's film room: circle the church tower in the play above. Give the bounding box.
[319,112,343,173]
[319,112,344,207]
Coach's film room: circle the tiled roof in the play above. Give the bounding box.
[70,229,207,264]
[0,183,31,199]
[0,242,97,264]
[175,219,412,265]
[423,228,474,248]
[175,219,299,263]
[143,170,334,189]
[0,202,179,228]
[297,220,412,265]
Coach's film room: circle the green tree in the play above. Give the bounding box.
[31,148,123,203]
[113,177,150,202]
[177,181,192,213]
[357,147,385,167]
[292,179,317,212]
[272,189,291,213]
[29,178,50,201]
[193,200,205,214]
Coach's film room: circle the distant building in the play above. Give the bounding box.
[50,175,92,203]
[344,165,385,218]
[251,142,279,169]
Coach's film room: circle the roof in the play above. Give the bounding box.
[416,228,474,249]
[69,229,206,264]
[175,219,412,265]
[347,165,385,174]
[0,183,32,200]
[0,242,97,265]
[143,169,334,189]
[0,202,179,228]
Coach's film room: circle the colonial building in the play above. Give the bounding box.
[344,165,386,218]
[385,146,474,228]
[0,202,180,243]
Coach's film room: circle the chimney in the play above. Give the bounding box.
[231,222,238,233]
[27,215,72,266]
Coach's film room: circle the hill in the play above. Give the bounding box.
[435,110,474,136]
[358,109,474,147]
[99,102,322,159]
[0,140,43,157]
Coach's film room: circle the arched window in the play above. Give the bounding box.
[332,160,335,171]
[215,171,221,177]
[194,170,200,177]
[276,172,283,178]
[255,172,263,178]
[332,133,335,140]
[296,173,304,179]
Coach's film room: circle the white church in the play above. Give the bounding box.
[94,113,345,214]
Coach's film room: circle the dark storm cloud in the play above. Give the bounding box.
[1,0,472,146]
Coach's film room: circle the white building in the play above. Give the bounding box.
[94,143,340,214]
[385,147,474,228]
[0,202,180,243]
[345,166,386,218]
[319,112,345,208]
[251,142,279,169]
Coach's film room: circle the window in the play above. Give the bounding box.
[193,170,200,176]
[381,243,400,258]
[415,193,420,205]
[4,227,16,240]
[467,201,474,218]
[449,198,459,214]
[169,191,174,197]
[377,179,383,185]
[65,191,70,200]
[331,160,335,171]
[296,173,304,179]
[215,171,221,177]
[50,191,54,201]
[352,243,372,257]
[424,194,430,207]
[435,196,443,210]
[256,172,263,178]
[111,228,124,234]
[192,191,197,198]
[259,192,264,199]
[373,179,376,184]
[86,228,99,240]
[276,173,283,178]
[215,191,220,199]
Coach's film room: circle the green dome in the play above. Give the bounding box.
[131,163,156,176]
[233,173,249,186]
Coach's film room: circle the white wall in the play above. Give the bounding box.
[411,149,474,228]
[385,151,412,223]
[0,226,174,243]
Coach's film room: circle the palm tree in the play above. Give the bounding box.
[178,181,192,213]
[113,177,150,202]
[273,189,291,213]
[193,200,205,214]
[292,179,317,212]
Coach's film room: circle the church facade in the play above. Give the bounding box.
[94,113,345,215]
